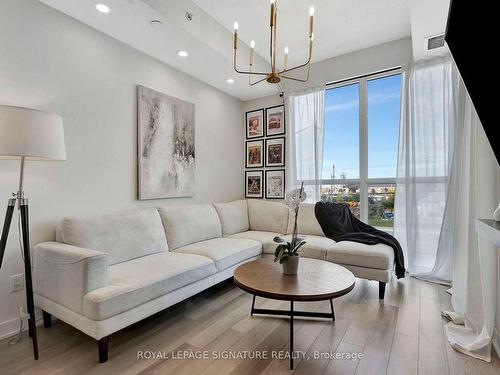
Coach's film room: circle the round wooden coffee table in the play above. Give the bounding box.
[234,257,355,369]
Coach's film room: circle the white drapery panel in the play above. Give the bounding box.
[443,99,499,362]
[394,57,458,280]
[286,87,325,202]
[395,56,500,361]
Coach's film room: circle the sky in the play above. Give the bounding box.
[322,74,401,180]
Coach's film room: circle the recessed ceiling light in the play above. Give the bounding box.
[95,3,110,13]
[177,50,188,57]
[150,20,163,28]
[226,78,234,84]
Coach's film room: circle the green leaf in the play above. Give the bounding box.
[273,236,286,243]
[277,247,286,259]
[274,244,287,257]
[292,240,307,255]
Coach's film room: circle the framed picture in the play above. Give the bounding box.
[265,169,285,199]
[245,170,264,198]
[137,85,195,200]
[246,109,264,139]
[245,140,264,168]
[265,137,285,167]
[265,105,285,137]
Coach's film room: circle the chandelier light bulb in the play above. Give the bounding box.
[309,6,315,16]
[284,46,289,54]
[311,33,314,41]
[270,0,276,4]
[250,40,255,48]
[233,22,239,30]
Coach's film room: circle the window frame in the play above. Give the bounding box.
[305,68,402,225]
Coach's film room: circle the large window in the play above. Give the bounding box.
[320,71,401,229]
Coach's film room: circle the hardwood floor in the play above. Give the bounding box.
[1,276,499,375]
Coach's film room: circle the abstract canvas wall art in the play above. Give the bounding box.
[137,85,195,200]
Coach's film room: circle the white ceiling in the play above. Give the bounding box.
[193,0,411,68]
[38,0,449,101]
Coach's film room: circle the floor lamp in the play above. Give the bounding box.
[0,105,66,360]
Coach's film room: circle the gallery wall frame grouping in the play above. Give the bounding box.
[244,103,286,199]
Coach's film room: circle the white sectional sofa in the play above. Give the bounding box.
[33,199,395,363]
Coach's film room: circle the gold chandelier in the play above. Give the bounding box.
[233,0,314,86]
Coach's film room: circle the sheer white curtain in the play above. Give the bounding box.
[394,57,458,281]
[443,97,499,362]
[286,86,325,201]
[395,56,500,361]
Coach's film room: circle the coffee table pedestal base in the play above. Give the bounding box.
[250,296,335,370]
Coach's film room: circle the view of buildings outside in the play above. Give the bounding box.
[320,181,395,228]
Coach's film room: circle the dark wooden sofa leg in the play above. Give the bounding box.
[42,310,52,328]
[98,337,109,363]
[379,282,386,299]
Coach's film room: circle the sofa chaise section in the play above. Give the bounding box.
[285,203,395,298]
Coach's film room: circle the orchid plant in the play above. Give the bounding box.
[273,182,307,263]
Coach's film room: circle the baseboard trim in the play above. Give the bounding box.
[0,316,26,340]
[0,307,45,341]
[493,326,500,358]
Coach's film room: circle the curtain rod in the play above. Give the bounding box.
[326,66,402,87]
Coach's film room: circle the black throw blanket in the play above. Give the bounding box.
[315,202,405,279]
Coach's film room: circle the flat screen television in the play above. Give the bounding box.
[445,0,499,165]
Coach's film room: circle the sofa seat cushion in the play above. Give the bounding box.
[281,234,335,260]
[228,231,282,254]
[83,252,216,320]
[326,241,394,270]
[174,238,261,272]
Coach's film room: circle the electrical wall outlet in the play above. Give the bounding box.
[10,274,24,293]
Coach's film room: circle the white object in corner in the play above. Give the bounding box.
[493,203,500,221]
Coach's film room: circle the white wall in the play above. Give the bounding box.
[282,37,413,93]
[0,0,244,337]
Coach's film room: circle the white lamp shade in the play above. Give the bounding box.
[0,105,66,160]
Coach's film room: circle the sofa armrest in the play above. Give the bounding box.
[33,241,109,315]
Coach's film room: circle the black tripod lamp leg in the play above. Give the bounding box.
[0,199,16,269]
[19,201,39,360]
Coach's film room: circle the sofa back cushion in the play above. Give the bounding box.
[57,208,168,265]
[213,200,249,237]
[286,203,324,236]
[247,199,289,234]
[158,204,222,250]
